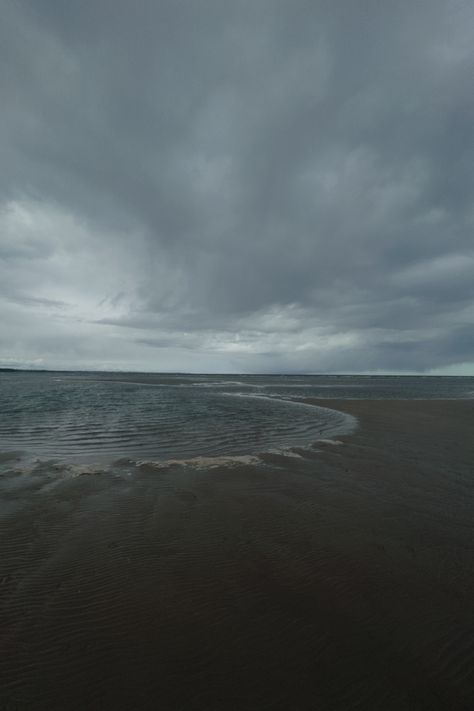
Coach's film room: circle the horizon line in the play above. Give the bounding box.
[0,367,471,378]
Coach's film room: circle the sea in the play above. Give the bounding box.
[0,371,473,466]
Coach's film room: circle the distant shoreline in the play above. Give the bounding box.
[0,368,472,377]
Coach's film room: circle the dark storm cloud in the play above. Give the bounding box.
[0,0,473,371]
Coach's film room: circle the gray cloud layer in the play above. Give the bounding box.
[1,0,473,372]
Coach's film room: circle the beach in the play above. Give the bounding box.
[1,398,473,710]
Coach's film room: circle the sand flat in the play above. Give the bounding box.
[1,399,473,710]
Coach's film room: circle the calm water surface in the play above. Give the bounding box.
[0,372,472,463]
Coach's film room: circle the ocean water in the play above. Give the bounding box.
[0,371,472,465]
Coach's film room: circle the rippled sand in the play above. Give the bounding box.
[1,400,473,710]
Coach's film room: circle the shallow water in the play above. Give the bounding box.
[0,372,472,466]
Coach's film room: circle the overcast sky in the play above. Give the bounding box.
[1,0,473,373]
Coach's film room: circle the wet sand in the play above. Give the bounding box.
[1,399,473,710]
